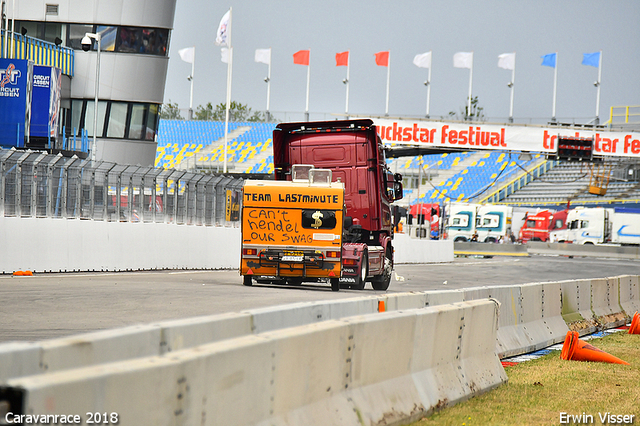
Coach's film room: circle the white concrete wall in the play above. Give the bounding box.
[0,217,240,273]
[0,217,451,273]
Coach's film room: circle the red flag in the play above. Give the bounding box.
[374,51,389,67]
[293,50,310,65]
[336,51,349,66]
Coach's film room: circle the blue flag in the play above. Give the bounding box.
[582,52,600,67]
[541,53,556,68]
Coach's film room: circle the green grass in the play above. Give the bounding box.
[413,331,639,426]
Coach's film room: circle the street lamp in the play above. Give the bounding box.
[81,32,101,162]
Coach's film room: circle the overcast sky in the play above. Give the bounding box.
[163,1,640,124]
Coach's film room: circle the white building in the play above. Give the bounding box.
[11,0,177,166]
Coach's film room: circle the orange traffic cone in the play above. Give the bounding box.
[560,331,629,365]
[629,312,640,335]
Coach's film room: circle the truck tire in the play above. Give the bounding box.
[243,275,253,286]
[351,252,368,290]
[371,248,392,291]
[330,278,340,292]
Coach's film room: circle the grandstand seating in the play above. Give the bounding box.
[402,151,540,204]
[155,120,276,172]
[155,120,640,208]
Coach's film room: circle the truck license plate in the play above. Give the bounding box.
[281,251,303,262]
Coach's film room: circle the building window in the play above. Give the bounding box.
[107,102,128,138]
[16,20,169,57]
[70,100,159,141]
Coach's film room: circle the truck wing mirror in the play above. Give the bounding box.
[393,181,404,201]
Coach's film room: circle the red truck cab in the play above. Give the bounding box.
[272,119,403,290]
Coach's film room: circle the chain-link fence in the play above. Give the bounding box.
[0,149,244,226]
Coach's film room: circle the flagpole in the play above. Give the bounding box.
[551,51,557,122]
[426,51,432,118]
[345,50,350,118]
[305,54,310,121]
[467,52,473,119]
[188,48,195,120]
[595,50,602,125]
[223,7,232,174]
[509,52,515,123]
[266,48,271,121]
[385,52,390,116]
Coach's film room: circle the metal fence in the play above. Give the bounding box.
[0,149,244,226]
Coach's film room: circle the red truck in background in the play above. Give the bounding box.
[408,203,441,239]
[272,119,404,290]
[519,208,569,243]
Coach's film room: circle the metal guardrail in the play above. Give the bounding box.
[1,30,74,76]
[0,149,243,225]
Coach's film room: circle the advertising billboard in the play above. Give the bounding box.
[0,59,32,148]
[30,65,62,144]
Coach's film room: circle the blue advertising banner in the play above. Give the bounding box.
[31,65,62,140]
[0,59,32,148]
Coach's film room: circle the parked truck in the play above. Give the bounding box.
[566,206,640,245]
[519,208,569,243]
[446,203,481,242]
[240,119,404,291]
[445,203,512,243]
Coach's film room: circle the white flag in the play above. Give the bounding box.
[221,47,229,64]
[498,53,515,70]
[215,9,231,46]
[255,48,271,65]
[413,51,432,69]
[178,47,195,64]
[453,52,473,69]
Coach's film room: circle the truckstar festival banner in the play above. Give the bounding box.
[0,59,33,148]
[372,118,640,158]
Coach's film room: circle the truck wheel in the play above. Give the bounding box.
[352,252,368,290]
[330,278,340,292]
[243,275,253,286]
[371,249,392,291]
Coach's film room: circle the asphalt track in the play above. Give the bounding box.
[0,254,638,343]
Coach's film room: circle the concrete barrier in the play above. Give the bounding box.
[617,275,640,315]
[0,217,452,274]
[560,279,599,334]
[527,241,640,260]
[394,234,454,263]
[0,300,506,426]
[454,242,529,257]
[593,278,627,327]
[463,283,568,358]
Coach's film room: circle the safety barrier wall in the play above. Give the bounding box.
[0,218,452,274]
[527,241,640,260]
[393,234,454,263]
[0,300,506,426]
[617,275,640,314]
[0,217,241,273]
[2,276,639,384]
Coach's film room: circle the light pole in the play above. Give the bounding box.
[81,32,101,162]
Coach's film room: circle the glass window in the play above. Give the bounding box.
[43,23,63,44]
[129,104,146,139]
[145,104,159,140]
[71,99,84,136]
[96,26,117,52]
[68,24,94,50]
[16,21,40,39]
[117,27,142,53]
[526,219,537,228]
[84,100,107,138]
[107,102,128,138]
[581,220,589,229]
